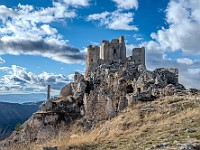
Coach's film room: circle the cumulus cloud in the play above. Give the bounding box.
[0,3,76,24]
[0,57,5,64]
[139,0,200,89]
[112,0,138,10]
[177,58,193,65]
[152,0,200,55]
[63,0,90,7]
[87,11,138,30]
[87,0,138,31]
[0,65,73,94]
[0,2,87,64]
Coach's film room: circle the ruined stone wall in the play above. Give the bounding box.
[86,45,100,76]
[101,36,126,64]
[132,47,145,65]
[101,40,109,62]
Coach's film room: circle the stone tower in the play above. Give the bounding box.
[101,36,126,64]
[132,47,145,65]
[119,36,126,63]
[47,85,50,100]
[85,45,100,75]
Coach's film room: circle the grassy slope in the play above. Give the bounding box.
[11,94,200,150]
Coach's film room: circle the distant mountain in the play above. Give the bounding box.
[0,93,47,103]
[0,101,43,140]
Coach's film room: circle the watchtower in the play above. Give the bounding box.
[85,45,100,74]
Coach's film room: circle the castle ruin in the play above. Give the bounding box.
[0,36,188,146]
[85,36,145,77]
[60,36,184,123]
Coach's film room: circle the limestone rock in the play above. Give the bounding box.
[164,84,176,96]
[60,83,72,97]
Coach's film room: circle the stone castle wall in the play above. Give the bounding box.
[132,47,145,65]
[86,36,137,76]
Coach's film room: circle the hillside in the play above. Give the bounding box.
[0,101,42,140]
[0,37,199,150]
[2,93,200,150]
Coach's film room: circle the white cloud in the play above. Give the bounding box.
[0,67,10,72]
[68,73,75,81]
[41,24,58,35]
[112,0,138,10]
[188,68,200,75]
[177,58,193,65]
[140,0,200,89]
[0,57,5,64]
[0,2,87,64]
[87,11,138,31]
[63,0,90,7]
[0,65,72,94]
[0,3,76,24]
[0,5,17,21]
[152,0,200,55]
[125,44,137,56]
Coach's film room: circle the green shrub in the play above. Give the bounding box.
[15,123,23,134]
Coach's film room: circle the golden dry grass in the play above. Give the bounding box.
[5,94,200,150]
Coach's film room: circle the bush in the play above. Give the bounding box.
[15,123,23,134]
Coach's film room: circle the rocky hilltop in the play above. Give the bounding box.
[0,36,199,150]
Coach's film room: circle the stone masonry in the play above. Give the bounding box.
[64,36,184,123]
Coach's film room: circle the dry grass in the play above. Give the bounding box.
[4,95,200,150]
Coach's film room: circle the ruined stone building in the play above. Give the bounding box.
[60,36,184,123]
[85,36,145,77]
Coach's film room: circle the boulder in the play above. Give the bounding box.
[60,83,72,97]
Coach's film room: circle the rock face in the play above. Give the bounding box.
[82,63,184,122]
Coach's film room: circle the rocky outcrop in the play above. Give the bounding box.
[82,62,185,123]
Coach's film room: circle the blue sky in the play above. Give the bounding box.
[0,0,200,102]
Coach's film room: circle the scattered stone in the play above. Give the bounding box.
[43,146,58,150]
[180,144,195,150]
[152,143,169,149]
[186,129,197,133]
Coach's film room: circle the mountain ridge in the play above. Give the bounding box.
[0,101,43,140]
